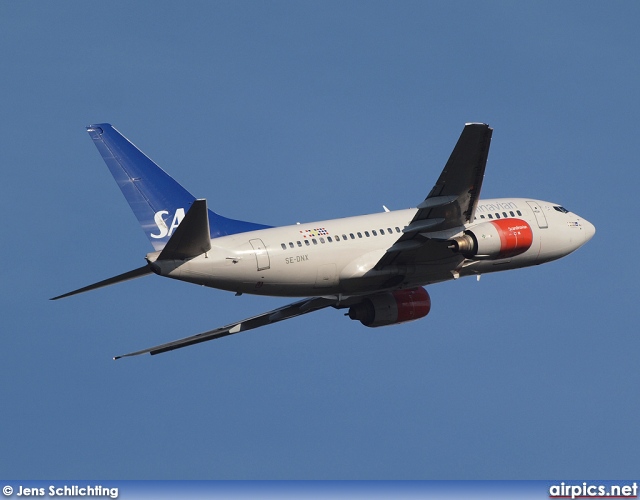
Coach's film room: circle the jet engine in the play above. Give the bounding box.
[348,287,431,327]
[448,219,533,259]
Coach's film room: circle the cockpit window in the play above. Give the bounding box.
[553,206,569,214]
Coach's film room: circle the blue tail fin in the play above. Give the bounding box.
[87,124,271,250]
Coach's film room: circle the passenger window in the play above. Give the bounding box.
[335,235,340,241]
[319,237,325,243]
[387,228,393,234]
[510,211,515,217]
[350,233,355,239]
[502,212,508,218]
[289,242,294,248]
[517,210,522,216]
[364,231,370,237]
[312,238,318,245]
[372,230,377,236]
[281,243,286,250]
[480,215,485,219]
[305,240,310,246]
[343,234,348,240]
[380,229,385,235]
[357,232,362,238]
[297,241,302,247]
[395,227,401,233]
[488,214,493,219]
[495,213,501,219]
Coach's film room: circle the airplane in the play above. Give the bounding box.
[52,123,595,359]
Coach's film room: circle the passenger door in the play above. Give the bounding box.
[526,201,548,229]
[249,239,270,271]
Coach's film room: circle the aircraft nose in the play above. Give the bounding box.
[582,219,596,243]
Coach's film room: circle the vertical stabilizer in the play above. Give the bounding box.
[87,124,271,250]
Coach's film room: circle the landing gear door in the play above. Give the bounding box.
[249,238,270,271]
[526,201,548,229]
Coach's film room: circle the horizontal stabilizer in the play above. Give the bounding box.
[50,265,152,300]
[157,199,211,260]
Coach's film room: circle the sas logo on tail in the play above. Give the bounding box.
[150,208,185,239]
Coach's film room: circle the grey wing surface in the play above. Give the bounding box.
[114,296,337,359]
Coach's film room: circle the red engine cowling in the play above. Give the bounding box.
[449,219,533,259]
[348,287,431,327]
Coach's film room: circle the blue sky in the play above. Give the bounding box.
[1,1,638,479]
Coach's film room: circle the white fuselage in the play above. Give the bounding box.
[149,198,595,298]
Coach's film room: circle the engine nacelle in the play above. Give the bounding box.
[348,287,431,327]
[448,219,533,259]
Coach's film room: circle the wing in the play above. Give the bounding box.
[114,296,338,359]
[376,123,492,268]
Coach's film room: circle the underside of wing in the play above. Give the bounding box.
[416,123,493,230]
[376,123,492,269]
[114,296,338,359]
